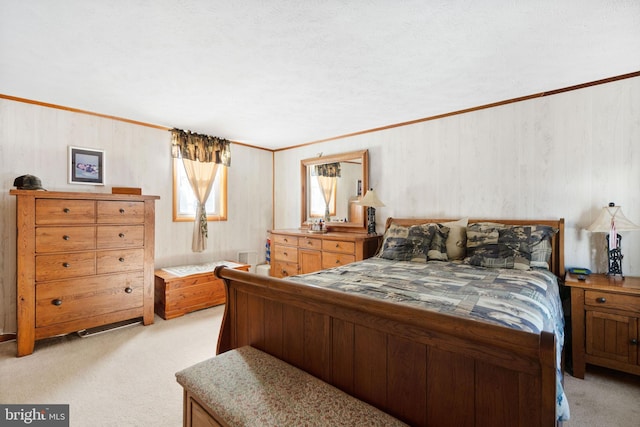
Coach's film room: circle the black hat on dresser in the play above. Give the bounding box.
[13,174,46,190]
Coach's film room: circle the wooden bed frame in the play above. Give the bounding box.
[214,218,565,426]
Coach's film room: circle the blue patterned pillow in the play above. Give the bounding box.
[378,223,439,262]
[427,224,450,261]
[465,223,557,270]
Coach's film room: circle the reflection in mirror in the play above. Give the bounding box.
[301,150,368,231]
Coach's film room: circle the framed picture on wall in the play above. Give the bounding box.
[68,146,105,185]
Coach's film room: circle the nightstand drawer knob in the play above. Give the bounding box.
[596,297,606,303]
[119,233,125,238]
[631,339,638,345]
[119,208,125,214]
[52,299,62,306]
[125,287,133,294]
[62,262,70,268]
[63,235,70,241]
[119,257,125,262]
[63,208,70,213]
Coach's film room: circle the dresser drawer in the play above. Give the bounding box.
[322,239,356,255]
[97,249,144,274]
[36,226,96,253]
[584,290,639,313]
[299,237,322,250]
[272,245,298,263]
[272,234,298,246]
[35,272,144,327]
[36,200,95,225]
[322,252,355,269]
[97,201,145,224]
[272,260,298,278]
[97,225,145,248]
[36,252,96,281]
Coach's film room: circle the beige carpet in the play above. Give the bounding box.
[1,305,639,426]
[0,306,223,426]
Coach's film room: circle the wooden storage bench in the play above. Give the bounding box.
[154,261,249,320]
[175,346,407,427]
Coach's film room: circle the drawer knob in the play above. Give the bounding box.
[596,297,607,303]
[283,252,288,256]
[119,257,125,262]
[631,339,638,345]
[119,233,125,238]
[52,299,62,306]
[63,235,70,241]
[62,262,70,268]
[63,208,70,213]
[335,260,340,264]
[125,287,133,294]
[119,208,125,214]
[335,244,340,248]
[282,270,288,276]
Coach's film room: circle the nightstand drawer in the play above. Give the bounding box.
[584,290,639,313]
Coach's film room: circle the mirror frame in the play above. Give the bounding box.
[301,149,369,232]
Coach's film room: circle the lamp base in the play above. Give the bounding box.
[606,233,624,279]
[366,207,377,235]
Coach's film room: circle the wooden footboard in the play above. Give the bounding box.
[214,266,557,427]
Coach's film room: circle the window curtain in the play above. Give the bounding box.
[171,129,231,252]
[312,163,340,221]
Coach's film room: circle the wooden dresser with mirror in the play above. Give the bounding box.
[271,149,381,278]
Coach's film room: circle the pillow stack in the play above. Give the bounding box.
[377,218,557,271]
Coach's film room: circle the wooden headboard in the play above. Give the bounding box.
[384,217,565,278]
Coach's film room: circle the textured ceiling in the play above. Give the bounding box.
[1,1,639,150]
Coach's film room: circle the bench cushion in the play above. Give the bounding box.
[176,346,407,426]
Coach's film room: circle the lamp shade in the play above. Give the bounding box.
[587,204,640,233]
[357,188,385,208]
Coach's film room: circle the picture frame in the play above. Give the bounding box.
[68,146,105,185]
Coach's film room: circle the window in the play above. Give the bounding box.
[173,158,227,221]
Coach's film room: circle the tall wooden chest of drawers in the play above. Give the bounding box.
[269,230,381,278]
[10,190,159,356]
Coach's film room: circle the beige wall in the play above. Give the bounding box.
[275,76,640,277]
[2,76,638,334]
[0,99,273,334]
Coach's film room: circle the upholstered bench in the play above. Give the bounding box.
[175,346,407,426]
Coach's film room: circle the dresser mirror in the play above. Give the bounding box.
[301,149,368,232]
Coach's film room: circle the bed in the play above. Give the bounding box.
[214,217,568,426]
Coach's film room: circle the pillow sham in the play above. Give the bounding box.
[464,222,557,270]
[378,223,438,262]
[440,218,468,260]
[427,224,450,261]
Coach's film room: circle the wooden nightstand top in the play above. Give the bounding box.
[565,273,640,294]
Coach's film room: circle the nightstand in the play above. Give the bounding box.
[565,273,640,378]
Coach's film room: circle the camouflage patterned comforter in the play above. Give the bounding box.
[290,257,570,421]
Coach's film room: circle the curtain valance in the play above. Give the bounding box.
[171,128,231,166]
[312,162,341,178]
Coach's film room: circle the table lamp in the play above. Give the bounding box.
[357,188,385,235]
[587,202,640,278]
